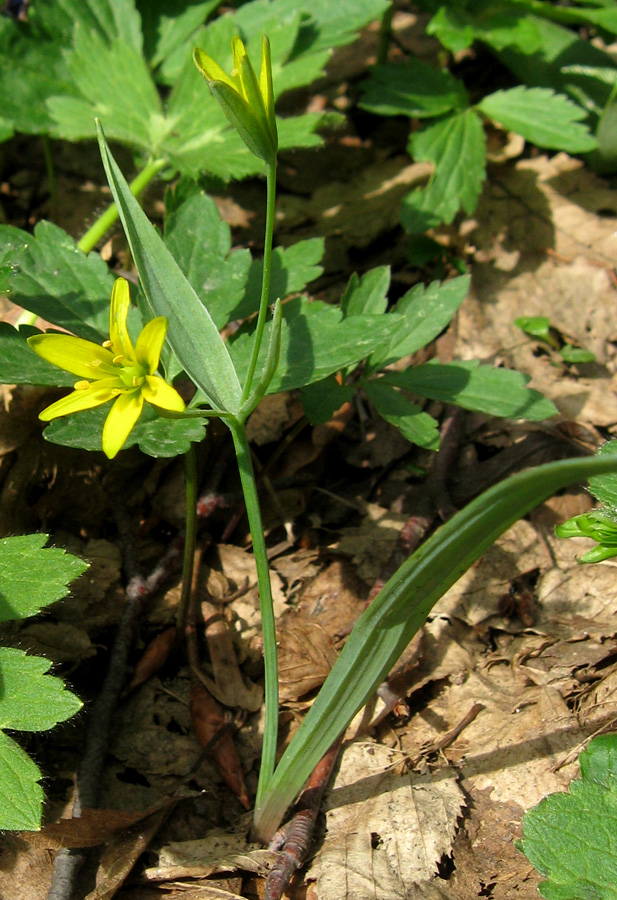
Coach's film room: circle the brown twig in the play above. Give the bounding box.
[264,736,344,900]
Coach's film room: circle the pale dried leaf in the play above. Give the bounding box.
[277,618,338,702]
[150,828,276,881]
[308,741,464,897]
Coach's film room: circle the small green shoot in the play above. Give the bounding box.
[556,440,617,562]
[516,316,596,365]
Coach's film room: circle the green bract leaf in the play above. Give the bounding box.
[255,454,617,841]
[365,379,440,449]
[341,266,390,317]
[229,297,399,394]
[383,360,557,421]
[0,534,88,622]
[519,734,617,899]
[0,222,114,340]
[97,123,243,415]
[477,86,598,153]
[402,109,486,233]
[43,403,206,459]
[368,275,470,371]
[359,59,468,118]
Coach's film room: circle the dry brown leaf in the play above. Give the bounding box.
[336,502,410,584]
[277,618,338,702]
[198,601,263,713]
[149,828,276,881]
[308,741,464,898]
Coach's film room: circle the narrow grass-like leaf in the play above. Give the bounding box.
[253,454,617,841]
[97,123,242,415]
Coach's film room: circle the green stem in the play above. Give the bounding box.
[175,445,198,644]
[228,416,278,804]
[78,157,168,255]
[241,159,277,407]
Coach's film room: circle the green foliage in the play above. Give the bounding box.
[0,535,87,829]
[556,440,617,562]
[360,1,606,234]
[519,733,617,900]
[0,0,387,180]
[515,316,595,364]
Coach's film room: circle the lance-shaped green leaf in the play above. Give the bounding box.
[96,122,242,415]
[253,453,617,842]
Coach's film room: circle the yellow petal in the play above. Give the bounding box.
[134,316,167,374]
[193,47,238,90]
[28,333,117,379]
[109,278,136,363]
[102,390,144,459]
[38,379,121,421]
[142,375,186,412]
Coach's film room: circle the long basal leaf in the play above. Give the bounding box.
[96,123,242,415]
[253,453,617,840]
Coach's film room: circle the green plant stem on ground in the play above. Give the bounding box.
[174,444,198,648]
[77,157,168,255]
[242,159,277,406]
[228,416,279,809]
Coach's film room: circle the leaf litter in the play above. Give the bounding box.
[3,20,617,900]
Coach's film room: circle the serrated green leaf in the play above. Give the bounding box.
[97,124,243,414]
[402,109,486,233]
[239,238,324,321]
[229,297,399,394]
[0,731,43,831]
[34,0,143,52]
[519,734,617,899]
[427,6,542,55]
[359,60,468,118]
[477,86,597,153]
[383,360,557,421]
[341,266,390,317]
[1,222,114,340]
[368,275,470,371]
[137,0,221,71]
[364,379,440,449]
[0,324,75,387]
[48,27,163,148]
[0,535,88,622]
[43,403,206,458]
[0,647,82,731]
[164,184,251,329]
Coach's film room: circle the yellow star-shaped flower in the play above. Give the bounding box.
[27,278,185,459]
[194,34,277,164]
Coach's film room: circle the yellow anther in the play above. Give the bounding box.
[112,354,124,365]
[132,376,141,387]
[102,340,113,348]
[74,380,90,391]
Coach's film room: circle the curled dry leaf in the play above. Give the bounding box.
[197,600,263,712]
[190,681,250,810]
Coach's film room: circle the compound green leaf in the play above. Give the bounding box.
[239,238,324,320]
[427,6,542,55]
[0,222,114,341]
[402,109,486,233]
[0,534,88,622]
[519,734,617,899]
[43,403,207,458]
[359,59,468,118]
[477,86,597,153]
[341,266,390,317]
[365,379,440,449]
[138,0,221,71]
[368,275,470,371]
[383,360,557,422]
[299,376,354,424]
